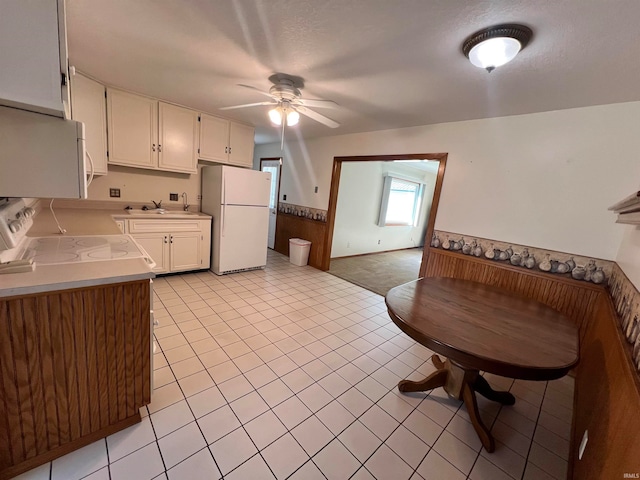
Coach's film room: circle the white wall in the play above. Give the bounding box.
[332,162,436,257]
[88,164,201,208]
[255,102,640,260]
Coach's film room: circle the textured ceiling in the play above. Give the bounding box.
[66,0,640,144]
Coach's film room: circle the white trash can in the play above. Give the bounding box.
[289,238,311,266]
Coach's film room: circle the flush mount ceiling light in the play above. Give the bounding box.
[463,24,532,72]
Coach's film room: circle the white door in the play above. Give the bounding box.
[158,102,199,174]
[132,233,169,273]
[170,232,201,272]
[107,88,158,169]
[228,122,255,168]
[199,113,229,163]
[261,159,281,249]
[223,167,271,207]
[218,205,269,273]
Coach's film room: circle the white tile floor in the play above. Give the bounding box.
[18,251,575,480]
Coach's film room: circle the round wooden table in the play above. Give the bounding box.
[385,277,579,452]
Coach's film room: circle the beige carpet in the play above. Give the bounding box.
[328,248,424,296]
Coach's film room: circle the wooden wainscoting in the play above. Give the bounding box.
[424,248,605,342]
[274,213,327,269]
[571,294,640,478]
[0,280,151,479]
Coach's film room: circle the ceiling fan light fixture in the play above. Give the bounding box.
[268,107,282,126]
[286,110,300,126]
[463,24,532,72]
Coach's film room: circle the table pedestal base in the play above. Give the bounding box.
[397,355,515,453]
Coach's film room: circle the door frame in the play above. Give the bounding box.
[260,157,283,249]
[322,153,448,277]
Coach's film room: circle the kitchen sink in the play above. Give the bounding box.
[126,209,199,217]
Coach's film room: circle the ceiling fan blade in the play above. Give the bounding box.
[238,84,277,99]
[296,98,338,109]
[296,106,340,128]
[219,101,276,110]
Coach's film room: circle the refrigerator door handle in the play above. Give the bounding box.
[221,204,225,237]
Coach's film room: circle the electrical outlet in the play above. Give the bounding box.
[283,194,287,201]
[378,240,381,244]
[314,186,318,193]
[109,188,120,198]
[169,193,178,201]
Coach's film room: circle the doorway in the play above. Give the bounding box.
[260,157,282,249]
[322,154,447,281]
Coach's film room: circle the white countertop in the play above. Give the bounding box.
[0,207,200,298]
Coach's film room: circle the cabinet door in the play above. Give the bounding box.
[170,232,202,272]
[228,122,255,168]
[0,0,68,118]
[107,89,158,169]
[71,73,108,175]
[199,114,230,163]
[132,233,169,273]
[158,102,198,174]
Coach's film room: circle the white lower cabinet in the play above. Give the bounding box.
[124,218,211,274]
[133,233,170,274]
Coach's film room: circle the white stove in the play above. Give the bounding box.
[24,235,150,265]
[0,198,154,270]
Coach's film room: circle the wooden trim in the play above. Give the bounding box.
[0,280,150,478]
[0,414,140,480]
[570,294,640,479]
[322,158,343,270]
[322,153,448,272]
[274,214,327,269]
[419,156,447,277]
[427,248,604,291]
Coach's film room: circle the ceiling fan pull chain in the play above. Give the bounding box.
[280,119,285,150]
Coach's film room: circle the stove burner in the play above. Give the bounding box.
[87,248,129,259]
[34,252,80,264]
[76,238,109,247]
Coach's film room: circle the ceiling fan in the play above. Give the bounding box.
[220,75,340,147]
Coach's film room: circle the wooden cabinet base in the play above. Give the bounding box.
[0,280,151,479]
[0,413,140,480]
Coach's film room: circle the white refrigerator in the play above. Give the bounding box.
[201,165,272,275]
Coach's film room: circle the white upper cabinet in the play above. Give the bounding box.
[107,89,199,174]
[229,122,255,168]
[158,102,199,174]
[0,0,70,118]
[199,114,230,163]
[70,73,108,176]
[199,113,255,168]
[107,88,158,170]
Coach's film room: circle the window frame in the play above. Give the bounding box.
[377,175,425,227]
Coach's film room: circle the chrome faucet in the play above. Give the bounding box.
[181,192,189,212]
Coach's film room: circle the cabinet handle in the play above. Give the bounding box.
[225,146,228,154]
[158,144,162,152]
[164,235,167,243]
[229,146,232,154]
[170,235,173,244]
[152,144,156,152]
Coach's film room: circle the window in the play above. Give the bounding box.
[378,176,424,226]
